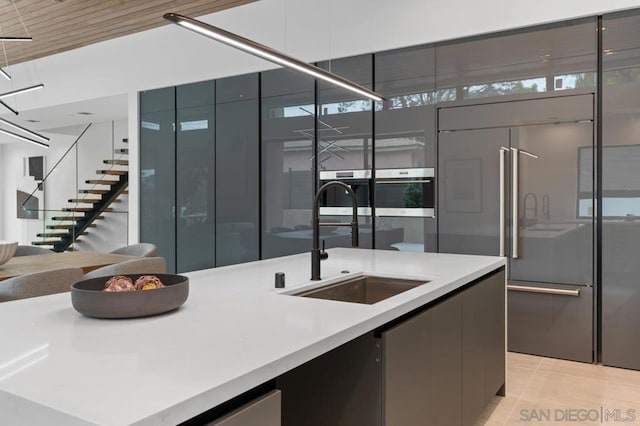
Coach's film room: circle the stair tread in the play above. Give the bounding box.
[97,170,127,175]
[79,189,109,194]
[62,207,114,212]
[47,224,97,229]
[85,179,119,185]
[104,159,128,165]
[68,198,122,204]
[68,198,101,203]
[37,232,88,237]
[51,215,104,220]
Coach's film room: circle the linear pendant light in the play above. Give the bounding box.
[0,36,32,42]
[0,67,10,80]
[0,99,18,115]
[163,13,385,102]
[0,83,44,99]
[0,126,48,148]
[0,117,49,142]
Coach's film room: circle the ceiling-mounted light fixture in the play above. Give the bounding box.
[0,100,18,115]
[0,117,49,142]
[0,83,44,99]
[163,13,385,103]
[0,127,48,148]
[0,67,10,80]
[0,36,31,42]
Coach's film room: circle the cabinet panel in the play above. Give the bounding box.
[462,268,506,426]
[208,390,281,426]
[508,284,592,362]
[430,296,463,426]
[462,283,487,426]
[276,334,381,426]
[383,305,431,426]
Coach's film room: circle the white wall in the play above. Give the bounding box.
[1,0,638,242]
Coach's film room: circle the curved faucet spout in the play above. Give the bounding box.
[311,181,359,280]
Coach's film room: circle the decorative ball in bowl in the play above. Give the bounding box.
[0,240,18,266]
[71,274,189,319]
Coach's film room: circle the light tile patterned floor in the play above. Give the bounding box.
[476,352,640,425]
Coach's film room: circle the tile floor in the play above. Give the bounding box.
[477,352,640,425]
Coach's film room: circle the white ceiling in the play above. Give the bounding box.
[0,94,127,144]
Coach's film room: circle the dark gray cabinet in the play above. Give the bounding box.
[462,269,506,425]
[276,334,382,426]
[277,268,505,426]
[207,390,281,426]
[383,267,504,426]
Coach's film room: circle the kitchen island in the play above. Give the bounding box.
[0,248,505,425]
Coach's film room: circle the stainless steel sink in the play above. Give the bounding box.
[292,275,429,304]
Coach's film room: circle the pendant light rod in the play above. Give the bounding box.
[0,99,18,115]
[0,83,44,99]
[0,36,32,42]
[0,67,10,80]
[163,13,385,103]
[0,117,48,142]
[0,126,48,148]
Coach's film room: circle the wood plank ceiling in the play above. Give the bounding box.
[0,0,257,66]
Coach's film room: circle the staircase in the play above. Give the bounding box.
[33,147,129,252]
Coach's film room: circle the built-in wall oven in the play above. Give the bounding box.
[375,168,435,217]
[319,170,372,216]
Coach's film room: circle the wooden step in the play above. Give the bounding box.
[79,189,109,194]
[32,240,59,246]
[85,179,119,185]
[68,198,101,204]
[52,215,104,220]
[97,169,127,176]
[62,207,113,213]
[37,232,88,238]
[104,159,128,165]
[47,224,96,229]
[114,148,128,155]
[68,198,121,204]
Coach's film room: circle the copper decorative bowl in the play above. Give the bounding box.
[71,274,189,319]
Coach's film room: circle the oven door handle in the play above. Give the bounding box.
[376,179,432,184]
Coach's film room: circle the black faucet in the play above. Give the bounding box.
[311,181,359,280]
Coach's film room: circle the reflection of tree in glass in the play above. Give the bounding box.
[403,183,422,208]
[465,81,540,98]
[603,68,640,85]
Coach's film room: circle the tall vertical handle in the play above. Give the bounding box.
[499,147,508,256]
[511,147,519,258]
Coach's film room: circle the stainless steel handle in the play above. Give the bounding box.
[511,148,519,258]
[376,179,431,184]
[499,147,508,256]
[507,284,580,297]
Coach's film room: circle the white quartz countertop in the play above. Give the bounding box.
[0,248,504,426]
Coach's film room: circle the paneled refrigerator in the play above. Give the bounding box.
[438,94,595,362]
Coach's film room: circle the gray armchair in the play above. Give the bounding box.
[83,257,166,279]
[0,268,84,302]
[109,243,157,257]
